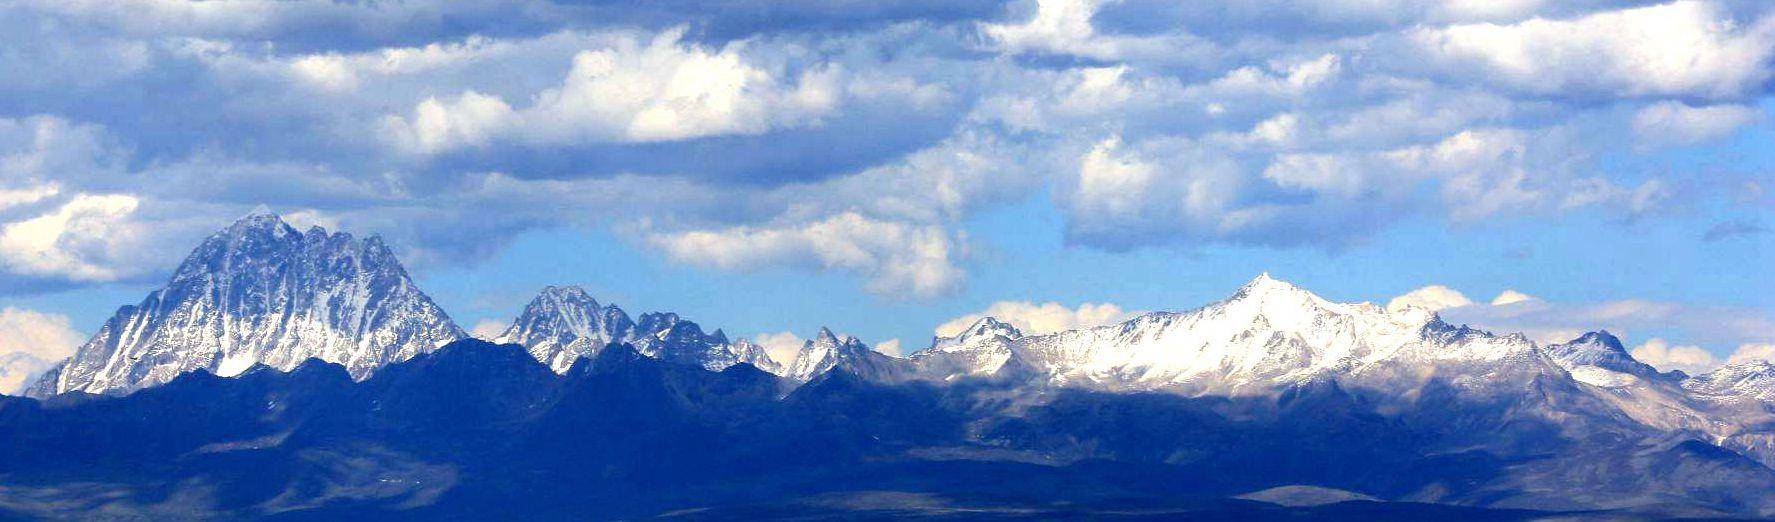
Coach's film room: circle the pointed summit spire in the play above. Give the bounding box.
[227,205,290,230]
[959,316,1021,340]
[241,203,277,220]
[1232,272,1317,301]
[815,326,841,344]
[29,213,464,397]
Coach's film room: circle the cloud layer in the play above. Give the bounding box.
[0,0,1769,301]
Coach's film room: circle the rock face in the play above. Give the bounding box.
[24,212,464,397]
[910,317,1021,381]
[629,312,780,374]
[1688,361,1775,403]
[493,286,635,373]
[493,286,779,374]
[1544,330,1666,387]
[786,328,910,383]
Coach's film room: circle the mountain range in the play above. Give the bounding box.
[5,213,1775,519]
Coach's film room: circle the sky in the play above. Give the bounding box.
[0,0,1771,377]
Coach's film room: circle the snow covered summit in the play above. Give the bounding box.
[25,211,464,397]
[493,286,778,374]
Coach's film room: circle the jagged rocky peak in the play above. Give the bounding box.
[1545,331,1660,378]
[1216,273,1352,322]
[1217,272,1444,331]
[495,289,777,374]
[1685,360,1775,402]
[496,285,635,373]
[947,317,1023,345]
[1229,272,1320,302]
[787,327,908,382]
[914,317,1022,380]
[1004,272,1552,396]
[26,210,464,397]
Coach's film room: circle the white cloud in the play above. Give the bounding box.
[751,331,806,367]
[647,212,965,299]
[0,306,81,392]
[1387,285,1474,313]
[0,307,85,361]
[1411,1,1775,99]
[1385,128,1545,221]
[0,184,59,212]
[1726,343,1775,366]
[1630,338,1718,375]
[1631,101,1760,148]
[0,193,144,281]
[874,338,904,357]
[0,352,56,395]
[385,91,516,154]
[1073,136,1158,218]
[470,319,508,340]
[383,29,842,153]
[0,115,128,189]
[2,0,1771,302]
[1055,121,1638,250]
[1200,53,1343,100]
[1490,290,1537,306]
[935,301,1134,338]
[980,0,1190,62]
[794,129,1038,225]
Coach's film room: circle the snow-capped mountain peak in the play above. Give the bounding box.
[495,285,634,373]
[1004,273,1545,395]
[947,317,1022,346]
[1543,330,1663,387]
[494,288,778,374]
[26,212,465,397]
[787,327,908,382]
[1686,361,1775,402]
[911,317,1023,380]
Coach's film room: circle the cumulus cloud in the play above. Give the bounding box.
[1632,101,1760,148]
[383,29,841,153]
[751,331,806,367]
[0,307,85,361]
[1727,343,1775,366]
[935,301,1135,338]
[1,0,1771,301]
[0,115,128,190]
[1630,338,1718,375]
[0,193,145,281]
[0,306,84,394]
[0,353,55,395]
[647,213,965,299]
[1055,124,1634,250]
[0,184,59,212]
[1490,290,1537,306]
[874,338,905,357]
[980,0,1197,62]
[1387,285,1473,313]
[1409,1,1775,100]
[470,319,508,340]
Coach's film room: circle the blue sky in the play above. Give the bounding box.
[0,0,1770,374]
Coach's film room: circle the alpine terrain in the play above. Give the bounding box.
[23,212,464,397]
[3,215,1774,519]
